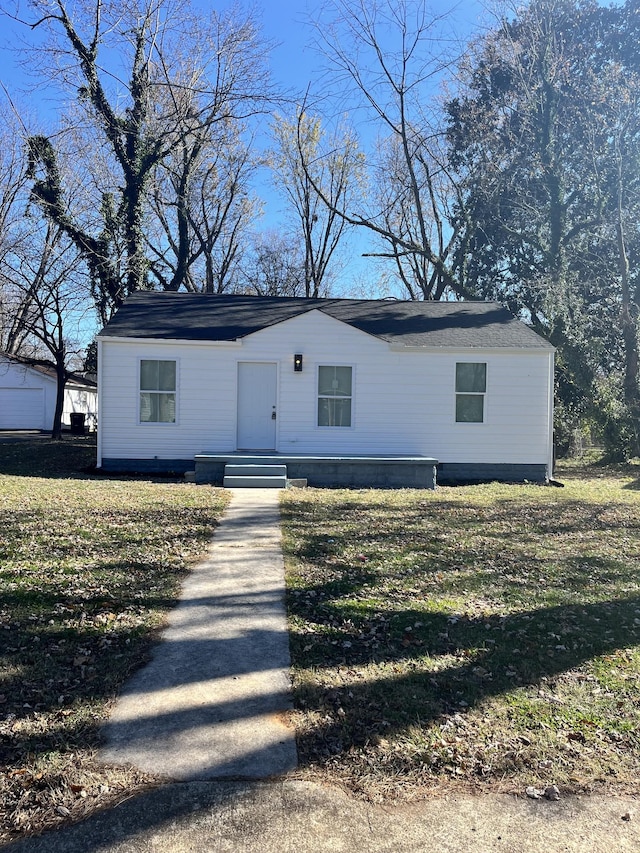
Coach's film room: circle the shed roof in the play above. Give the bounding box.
[98,292,553,350]
[0,352,97,388]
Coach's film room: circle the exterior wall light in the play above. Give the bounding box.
[294,354,303,372]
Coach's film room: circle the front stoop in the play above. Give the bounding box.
[223,463,288,489]
[194,453,438,488]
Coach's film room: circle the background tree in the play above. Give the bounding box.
[0,112,34,355]
[0,98,97,437]
[7,223,90,438]
[146,108,261,294]
[20,0,275,320]
[306,0,473,299]
[241,232,306,297]
[446,0,640,457]
[270,111,363,297]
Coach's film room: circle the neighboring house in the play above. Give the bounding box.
[0,352,98,432]
[96,292,555,487]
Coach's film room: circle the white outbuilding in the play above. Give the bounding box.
[0,352,97,432]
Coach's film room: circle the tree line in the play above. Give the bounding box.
[0,0,637,456]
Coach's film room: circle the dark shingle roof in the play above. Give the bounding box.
[0,351,97,387]
[98,292,553,350]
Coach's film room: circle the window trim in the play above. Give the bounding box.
[455,361,487,424]
[138,358,178,425]
[316,364,354,429]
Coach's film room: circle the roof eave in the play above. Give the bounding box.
[98,334,243,347]
[388,343,556,353]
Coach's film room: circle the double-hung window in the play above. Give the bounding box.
[318,365,352,427]
[140,359,176,423]
[455,362,486,423]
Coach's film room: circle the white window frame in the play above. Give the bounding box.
[455,361,487,424]
[317,364,354,428]
[138,358,178,425]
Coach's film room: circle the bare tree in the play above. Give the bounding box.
[270,111,364,297]
[17,0,276,319]
[369,131,468,299]
[241,232,306,297]
[304,0,473,299]
[0,110,35,354]
[0,96,97,436]
[4,219,93,438]
[147,122,260,293]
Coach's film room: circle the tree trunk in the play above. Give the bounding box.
[51,358,67,440]
[616,152,640,456]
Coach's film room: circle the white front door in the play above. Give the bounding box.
[237,362,277,450]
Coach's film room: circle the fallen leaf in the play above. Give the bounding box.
[567,731,586,743]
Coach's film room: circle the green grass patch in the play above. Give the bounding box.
[0,436,230,840]
[281,468,640,800]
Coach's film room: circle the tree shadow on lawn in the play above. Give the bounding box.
[2,562,639,842]
[0,435,186,484]
[0,552,217,772]
[284,496,640,565]
[0,435,98,479]
[288,585,640,761]
[0,598,168,746]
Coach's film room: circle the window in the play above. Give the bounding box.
[318,365,352,427]
[140,359,176,423]
[455,362,486,423]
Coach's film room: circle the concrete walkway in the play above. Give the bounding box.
[7,781,640,852]
[100,488,297,780]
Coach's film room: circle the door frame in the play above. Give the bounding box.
[236,361,278,450]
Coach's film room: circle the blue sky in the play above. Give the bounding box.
[0,1,493,91]
[0,0,494,297]
[254,0,495,295]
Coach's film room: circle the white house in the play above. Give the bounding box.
[0,353,97,432]
[96,292,555,487]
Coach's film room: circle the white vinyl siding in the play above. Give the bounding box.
[0,388,45,429]
[63,385,98,430]
[98,310,553,468]
[0,357,54,430]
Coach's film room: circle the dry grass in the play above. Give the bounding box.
[0,435,230,842]
[281,465,640,801]
[4,437,640,836]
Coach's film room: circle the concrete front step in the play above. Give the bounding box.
[223,475,288,489]
[224,464,288,478]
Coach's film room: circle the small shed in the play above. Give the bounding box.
[0,352,98,432]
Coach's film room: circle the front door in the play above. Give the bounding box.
[237,362,277,450]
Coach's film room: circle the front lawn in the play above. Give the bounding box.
[281,467,640,800]
[3,439,639,836]
[0,436,229,841]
